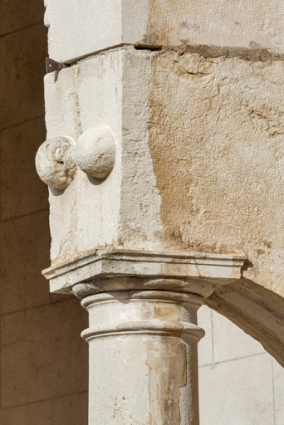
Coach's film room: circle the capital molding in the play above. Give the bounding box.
[42,248,246,296]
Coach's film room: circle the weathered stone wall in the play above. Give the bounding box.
[0,2,88,423]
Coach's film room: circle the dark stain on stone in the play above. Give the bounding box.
[146,337,187,424]
[166,44,284,63]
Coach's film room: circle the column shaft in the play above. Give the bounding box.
[81,290,204,425]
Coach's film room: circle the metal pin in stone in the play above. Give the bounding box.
[46,58,64,74]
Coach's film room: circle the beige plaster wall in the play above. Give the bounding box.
[147,48,284,296]
[0,1,88,423]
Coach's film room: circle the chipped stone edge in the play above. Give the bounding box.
[42,249,246,294]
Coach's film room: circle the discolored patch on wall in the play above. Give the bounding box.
[148,50,284,295]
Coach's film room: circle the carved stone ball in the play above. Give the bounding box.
[35,136,76,190]
[75,125,116,179]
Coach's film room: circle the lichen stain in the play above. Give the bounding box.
[146,337,187,424]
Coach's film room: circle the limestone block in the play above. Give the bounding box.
[44,0,284,63]
[0,402,53,425]
[45,49,162,266]
[51,393,88,425]
[199,354,274,425]
[45,47,284,298]
[0,0,44,36]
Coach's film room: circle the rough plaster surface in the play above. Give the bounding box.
[44,0,284,62]
[147,49,284,297]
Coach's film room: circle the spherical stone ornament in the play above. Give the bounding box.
[75,125,116,179]
[35,136,76,190]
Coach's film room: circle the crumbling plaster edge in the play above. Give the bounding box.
[60,44,284,69]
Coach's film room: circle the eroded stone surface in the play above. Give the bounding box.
[147,50,284,296]
[36,136,76,190]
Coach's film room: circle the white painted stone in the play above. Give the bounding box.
[212,309,265,363]
[199,354,274,425]
[272,359,284,425]
[198,305,214,367]
[75,126,116,179]
[44,0,284,63]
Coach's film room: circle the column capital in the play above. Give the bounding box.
[43,248,246,296]
[80,290,205,342]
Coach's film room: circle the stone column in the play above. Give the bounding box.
[38,2,248,424]
[74,282,204,425]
